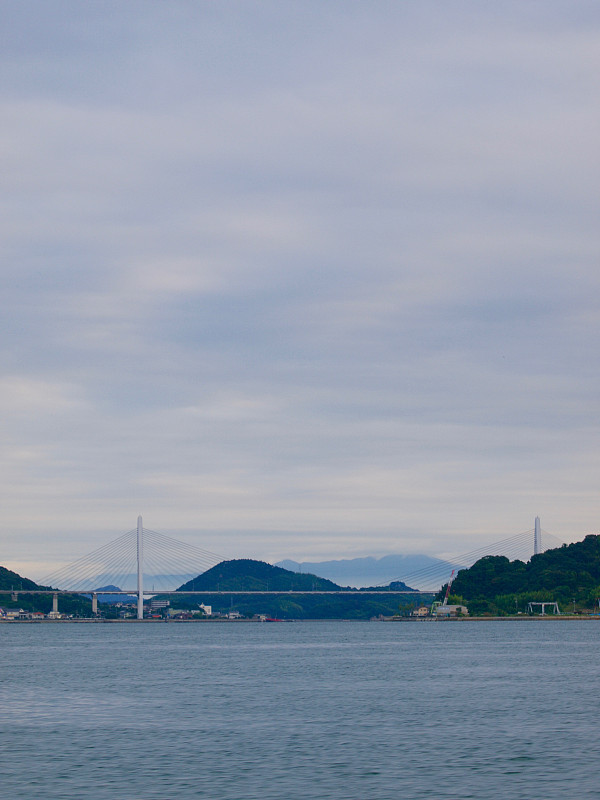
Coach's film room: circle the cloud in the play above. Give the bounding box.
[0,1,599,575]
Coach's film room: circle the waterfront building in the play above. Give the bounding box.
[434,604,469,617]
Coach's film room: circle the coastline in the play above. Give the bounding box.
[453,615,600,621]
[3,615,600,623]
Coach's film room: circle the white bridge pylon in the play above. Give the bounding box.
[38,520,226,603]
[137,515,144,620]
[36,517,565,613]
[377,518,564,592]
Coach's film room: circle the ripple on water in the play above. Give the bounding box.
[1,620,600,799]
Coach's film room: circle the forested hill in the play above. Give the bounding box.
[447,535,600,614]
[0,565,93,616]
[172,559,425,619]
[0,565,49,592]
[177,559,342,592]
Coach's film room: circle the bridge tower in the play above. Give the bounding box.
[137,515,144,619]
[534,516,541,556]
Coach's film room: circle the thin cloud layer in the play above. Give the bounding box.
[1,2,599,574]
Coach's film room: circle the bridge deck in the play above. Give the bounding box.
[0,589,432,596]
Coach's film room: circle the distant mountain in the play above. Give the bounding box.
[276,554,459,589]
[387,580,414,591]
[177,559,341,592]
[83,585,137,605]
[62,573,197,592]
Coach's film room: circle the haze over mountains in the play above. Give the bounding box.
[275,554,459,589]
[25,554,458,595]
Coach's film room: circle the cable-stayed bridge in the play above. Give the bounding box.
[5,516,564,619]
[40,521,225,596]
[376,517,563,593]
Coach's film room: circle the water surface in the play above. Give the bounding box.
[1,620,598,799]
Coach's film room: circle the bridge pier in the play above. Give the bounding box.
[92,593,98,615]
[52,592,58,613]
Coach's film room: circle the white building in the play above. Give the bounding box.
[434,604,468,618]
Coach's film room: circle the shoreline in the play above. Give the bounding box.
[450,615,600,621]
[2,615,600,623]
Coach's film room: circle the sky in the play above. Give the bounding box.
[1,1,599,578]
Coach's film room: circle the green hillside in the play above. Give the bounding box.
[173,559,427,619]
[443,535,600,615]
[0,564,46,592]
[0,565,92,617]
[177,559,342,592]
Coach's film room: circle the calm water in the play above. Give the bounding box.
[1,619,599,799]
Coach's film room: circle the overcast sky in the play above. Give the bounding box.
[1,1,599,577]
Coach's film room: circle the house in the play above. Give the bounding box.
[412,606,430,618]
[434,604,468,618]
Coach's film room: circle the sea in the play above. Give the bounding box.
[1,619,599,800]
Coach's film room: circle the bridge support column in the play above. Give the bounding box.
[52,592,58,613]
[534,516,541,556]
[92,593,98,615]
[137,515,144,620]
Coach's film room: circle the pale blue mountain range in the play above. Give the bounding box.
[275,555,461,589]
[72,556,460,596]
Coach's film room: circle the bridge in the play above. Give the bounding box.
[2,516,562,618]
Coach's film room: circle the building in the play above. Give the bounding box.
[6,609,25,619]
[434,604,468,618]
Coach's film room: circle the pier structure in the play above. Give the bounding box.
[528,601,560,616]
